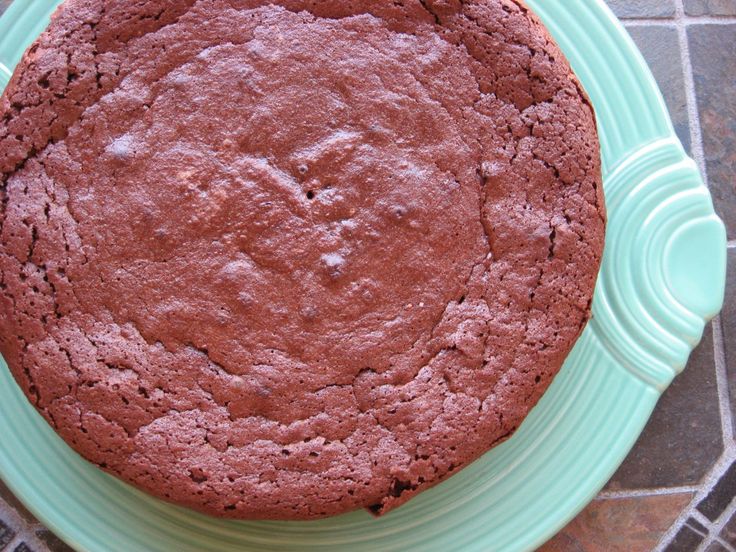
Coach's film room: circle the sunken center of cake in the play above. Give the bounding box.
[69,9,487,415]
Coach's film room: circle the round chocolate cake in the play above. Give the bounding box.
[0,0,605,519]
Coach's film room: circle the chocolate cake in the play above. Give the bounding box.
[0,0,605,519]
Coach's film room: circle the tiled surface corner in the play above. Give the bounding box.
[0,1,734,552]
[540,493,693,551]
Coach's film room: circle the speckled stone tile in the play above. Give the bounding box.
[539,493,693,552]
[606,0,677,18]
[723,249,736,438]
[665,524,706,551]
[685,0,736,15]
[624,25,692,153]
[606,324,722,489]
[0,0,10,15]
[722,509,736,546]
[697,461,736,521]
[688,24,736,240]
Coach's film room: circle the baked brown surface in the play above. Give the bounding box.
[0,0,605,519]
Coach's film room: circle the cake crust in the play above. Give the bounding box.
[0,0,605,519]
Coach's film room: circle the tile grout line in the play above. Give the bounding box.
[715,538,736,552]
[597,485,699,499]
[728,240,736,249]
[683,16,736,22]
[621,19,679,27]
[697,496,736,552]
[653,3,732,549]
[654,451,736,551]
[659,0,730,525]
[713,315,736,449]
[691,508,714,531]
[621,15,736,26]
[7,534,26,551]
[673,0,709,184]
[709,490,736,536]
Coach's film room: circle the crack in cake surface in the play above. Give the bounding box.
[0,0,605,519]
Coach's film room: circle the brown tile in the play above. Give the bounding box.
[723,249,736,438]
[721,509,736,546]
[605,0,676,18]
[697,461,736,521]
[0,481,37,526]
[35,529,74,552]
[665,525,706,551]
[685,0,736,15]
[624,25,691,153]
[540,492,693,552]
[688,24,736,240]
[607,325,722,489]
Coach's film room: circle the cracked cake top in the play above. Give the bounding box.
[0,0,605,519]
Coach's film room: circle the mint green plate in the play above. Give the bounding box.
[0,1,727,551]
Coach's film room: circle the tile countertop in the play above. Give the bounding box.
[0,0,733,551]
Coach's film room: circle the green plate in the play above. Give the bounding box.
[0,1,727,551]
